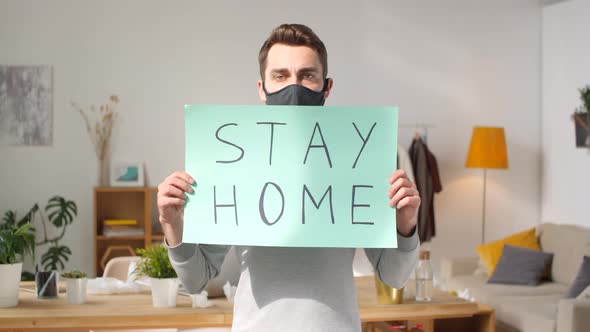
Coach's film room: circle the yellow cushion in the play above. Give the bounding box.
[476,227,540,276]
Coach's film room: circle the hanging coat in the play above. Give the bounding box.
[397,144,415,184]
[408,137,442,242]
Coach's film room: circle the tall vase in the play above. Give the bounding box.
[573,113,589,147]
[98,158,109,187]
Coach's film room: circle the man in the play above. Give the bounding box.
[158,24,420,332]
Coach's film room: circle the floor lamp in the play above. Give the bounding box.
[465,127,509,245]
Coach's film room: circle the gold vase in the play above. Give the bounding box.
[374,274,404,304]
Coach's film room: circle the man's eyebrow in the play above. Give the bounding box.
[297,67,320,74]
[269,68,290,75]
[268,67,321,77]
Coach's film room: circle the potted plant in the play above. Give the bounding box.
[0,224,35,307]
[61,268,88,304]
[573,85,590,147]
[2,195,78,281]
[134,244,179,308]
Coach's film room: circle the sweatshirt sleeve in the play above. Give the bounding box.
[165,239,230,294]
[363,227,420,288]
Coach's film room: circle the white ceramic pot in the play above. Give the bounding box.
[0,262,23,308]
[150,278,179,308]
[64,278,87,304]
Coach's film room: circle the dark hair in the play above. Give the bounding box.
[258,24,328,80]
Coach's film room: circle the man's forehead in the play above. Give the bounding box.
[266,44,322,72]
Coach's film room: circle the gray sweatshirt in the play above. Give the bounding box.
[167,229,419,332]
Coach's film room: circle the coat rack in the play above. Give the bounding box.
[399,123,434,143]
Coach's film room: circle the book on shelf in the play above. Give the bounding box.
[102,222,144,237]
[104,219,138,226]
[102,228,145,237]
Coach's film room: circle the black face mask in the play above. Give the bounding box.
[263,79,329,106]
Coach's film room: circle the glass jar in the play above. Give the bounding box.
[415,250,433,302]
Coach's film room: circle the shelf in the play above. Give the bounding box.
[97,235,145,241]
[151,235,165,241]
[94,187,158,276]
[95,187,150,193]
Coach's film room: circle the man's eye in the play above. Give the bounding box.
[274,75,285,81]
[304,74,315,79]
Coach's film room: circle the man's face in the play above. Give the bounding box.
[257,43,333,102]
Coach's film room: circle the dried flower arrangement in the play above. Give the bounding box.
[71,95,120,185]
[71,95,119,161]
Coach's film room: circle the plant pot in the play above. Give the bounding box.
[35,270,59,299]
[150,278,179,308]
[64,278,87,304]
[0,262,22,308]
[573,112,590,147]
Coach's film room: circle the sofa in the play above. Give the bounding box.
[440,223,590,332]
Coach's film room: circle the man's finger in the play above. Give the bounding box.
[388,169,407,184]
[160,184,186,199]
[388,178,412,198]
[389,187,419,207]
[159,196,185,207]
[169,177,194,193]
[170,171,195,185]
[389,186,413,206]
[396,196,421,210]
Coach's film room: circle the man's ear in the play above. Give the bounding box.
[323,78,334,99]
[257,80,267,102]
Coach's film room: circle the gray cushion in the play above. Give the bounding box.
[565,256,590,298]
[488,245,554,286]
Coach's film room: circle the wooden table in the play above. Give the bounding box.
[0,277,493,331]
[357,278,494,332]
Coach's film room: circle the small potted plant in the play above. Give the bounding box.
[0,224,35,307]
[61,268,88,304]
[573,85,590,147]
[134,244,179,308]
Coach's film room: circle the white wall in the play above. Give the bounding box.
[0,0,543,277]
[542,0,590,227]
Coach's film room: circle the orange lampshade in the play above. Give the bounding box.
[465,127,509,169]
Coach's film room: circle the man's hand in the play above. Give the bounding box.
[388,169,420,236]
[157,171,195,246]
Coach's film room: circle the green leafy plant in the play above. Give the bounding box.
[573,86,590,138]
[1,195,77,272]
[61,268,87,279]
[578,85,590,113]
[0,224,35,265]
[43,245,73,271]
[46,196,77,228]
[1,207,37,231]
[134,244,177,279]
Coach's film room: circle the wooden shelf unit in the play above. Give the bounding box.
[93,187,164,276]
[96,235,146,241]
